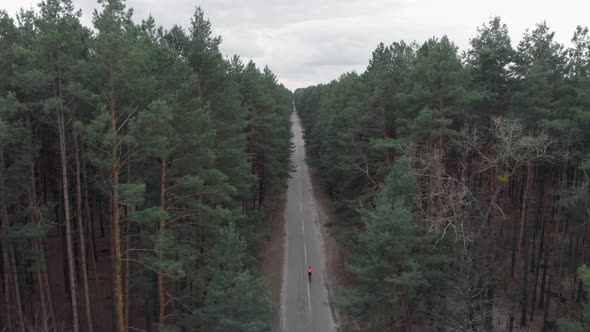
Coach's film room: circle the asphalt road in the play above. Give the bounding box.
[281,110,335,332]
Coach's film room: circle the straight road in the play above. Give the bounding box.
[281,109,335,332]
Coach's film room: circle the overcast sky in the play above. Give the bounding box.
[2,0,589,90]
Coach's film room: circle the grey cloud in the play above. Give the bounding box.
[2,0,589,90]
[216,27,266,59]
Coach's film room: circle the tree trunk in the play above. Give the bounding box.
[511,172,523,278]
[33,223,49,331]
[25,112,57,331]
[37,239,56,330]
[197,77,203,102]
[108,34,126,330]
[520,223,530,326]
[484,170,497,331]
[542,276,552,331]
[516,163,534,278]
[1,148,13,331]
[434,136,444,215]
[158,158,167,324]
[552,163,567,246]
[99,199,105,238]
[108,198,116,332]
[571,233,580,300]
[74,127,93,332]
[399,292,410,332]
[2,239,11,332]
[82,160,98,265]
[539,240,549,308]
[383,114,391,166]
[124,145,132,328]
[111,121,125,332]
[586,181,590,268]
[531,183,548,321]
[541,176,555,305]
[9,245,25,332]
[530,180,544,274]
[24,113,50,331]
[125,210,131,328]
[57,107,80,332]
[83,159,102,325]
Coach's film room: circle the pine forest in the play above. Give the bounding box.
[295,17,590,332]
[2,1,590,332]
[0,0,292,331]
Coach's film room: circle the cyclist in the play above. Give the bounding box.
[307,266,312,278]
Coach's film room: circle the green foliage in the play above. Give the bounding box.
[7,220,55,241]
[558,265,590,331]
[497,173,510,184]
[466,17,515,118]
[295,18,588,330]
[511,22,567,130]
[128,207,167,225]
[296,72,378,218]
[0,2,292,330]
[406,36,473,139]
[340,159,455,330]
[119,183,146,207]
[182,223,272,331]
[132,99,177,160]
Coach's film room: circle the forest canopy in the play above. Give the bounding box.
[295,17,590,331]
[0,0,292,331]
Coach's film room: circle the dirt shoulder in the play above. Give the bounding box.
[307,166,355,329]
[257,191,287,329]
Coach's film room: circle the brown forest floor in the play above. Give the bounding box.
[259,133,583,331]
[258,191,287,329]
[307,165,355,329]
[303,165,581,331]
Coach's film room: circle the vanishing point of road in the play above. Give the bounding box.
[281,108,335,332]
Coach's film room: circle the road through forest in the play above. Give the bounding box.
[280,109,335,331]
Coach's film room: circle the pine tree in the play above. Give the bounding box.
[1,2,292,330]
[407,36,472,224]
[361,43,410,167]
[558,265,590,331]
[409,36,470,135]
[510,25,567,325]
[185,9,252,207]
[1,8,61,331]
[511,22,567,129]
[342,158,454,331]
[0,93,31,332]
[87,1,154,329]
[466,16,515,119]
[235,62,293,210]
[195,223,272,331]
[36,1,94,329]
[131,99,176,326]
